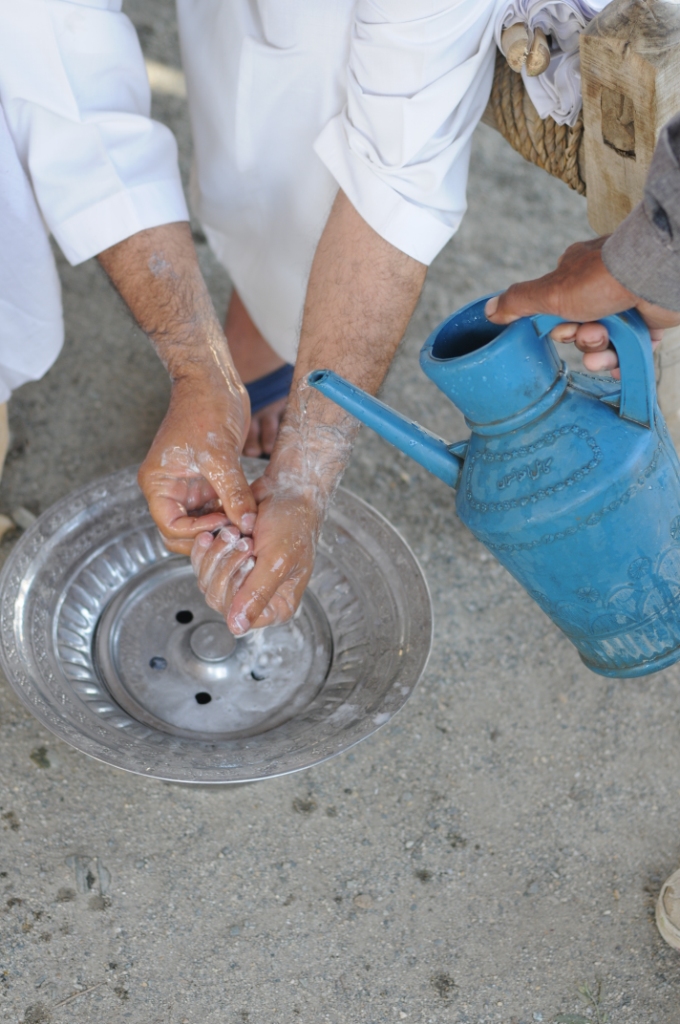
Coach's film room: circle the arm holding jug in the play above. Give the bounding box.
[485,112,680,374]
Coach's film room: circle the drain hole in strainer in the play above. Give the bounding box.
[251,671,265,681]
[149,656,167,671]
[176,610,194,624]
[195,692,212,705]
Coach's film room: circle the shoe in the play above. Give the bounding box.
[244,363,294,415]
[656,868,680,949]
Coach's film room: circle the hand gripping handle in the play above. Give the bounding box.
[531,308,656,428]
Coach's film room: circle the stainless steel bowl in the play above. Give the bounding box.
[0,462,432,783]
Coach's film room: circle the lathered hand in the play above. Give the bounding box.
[191,525,256,619]
[138,369,257,556]
[485,238,680,379]
[191,384,357,635]
[191,475,321,636]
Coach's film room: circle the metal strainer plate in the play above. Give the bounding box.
[0,462,432,783]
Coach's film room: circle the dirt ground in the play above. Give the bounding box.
[1,4,680,1023]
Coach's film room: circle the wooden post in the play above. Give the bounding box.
[580,0,680,234]
[580,0,680,442]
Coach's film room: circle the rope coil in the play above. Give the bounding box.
[490,50,586,195]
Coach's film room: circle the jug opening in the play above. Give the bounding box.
[431,318,503,360]
[421,298,564,427]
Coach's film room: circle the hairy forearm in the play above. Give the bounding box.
[109,223,257,548]
[295,191,426,392]
[271,191,427,500]
[226,194,426,633]
[97,222,239,389]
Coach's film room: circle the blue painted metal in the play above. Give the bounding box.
[309,295,680,679]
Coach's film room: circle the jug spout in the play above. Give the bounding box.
[307,370,463,489]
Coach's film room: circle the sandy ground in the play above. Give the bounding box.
[2,4,680,1023]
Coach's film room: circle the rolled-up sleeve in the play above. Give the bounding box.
[313,0,497,265]
[0,0,188,266]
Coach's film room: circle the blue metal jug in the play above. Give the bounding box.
[309,295,680,678]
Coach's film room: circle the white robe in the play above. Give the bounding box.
[0,0,498,381]
[0,105,63,403]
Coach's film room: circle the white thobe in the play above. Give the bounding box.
[0,105,63,403]
[0,0,498,382]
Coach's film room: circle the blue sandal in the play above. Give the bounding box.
[245,363,294,414]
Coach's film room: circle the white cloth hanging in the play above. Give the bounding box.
[494,0,613,126]
[495,0,610,54]
[522,49,583,127]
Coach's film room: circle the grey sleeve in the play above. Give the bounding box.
[602,111,680,312]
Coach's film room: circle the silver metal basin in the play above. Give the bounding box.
[0,462,432,783]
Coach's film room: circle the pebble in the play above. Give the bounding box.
[353,894,374,909]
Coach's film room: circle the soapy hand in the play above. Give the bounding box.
[138,371,257,556]
[190,383,357,635]
[191,525,257,625]
[484,238,680,378]
[191,473,322,635]
[96,222,259,556]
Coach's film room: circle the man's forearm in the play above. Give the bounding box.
[274,190,427,497]
[100,221,258,547]
[97,222,239,389]
[295,191,426,393]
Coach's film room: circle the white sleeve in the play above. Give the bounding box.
[313,0,497,266]
[0,0,189,266]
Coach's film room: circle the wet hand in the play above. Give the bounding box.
[190,476,321,635]
[484,238,680,379]
[190,525,257,622]
[190,381,358,636]
[138,373,257,556]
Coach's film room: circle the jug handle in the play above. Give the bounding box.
[531,309,656,429]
